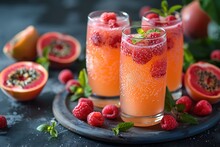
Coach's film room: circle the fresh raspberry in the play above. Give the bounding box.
[0,115,7,129]
[102,104,119,119]
[161,115,178,131]
[79,98,94,110]
[167,38,174,50]
[121,41,132,56]
[72,102,93,120]
[165,15,176,21]
[65,79,81,93]
[151,44,166,56]
[100,12,117,24]
[108,19,119,28]
[150,59,167,78]
[58,69,74,84]
[91,32,103,46]
[87,112,104,127]
[146,13,159,20]
[147,32,161,38]
[108,35,121,48]
[210,50,220,61]
[193,100,212,116]
[132,48,153,64]
[176,96,193,113]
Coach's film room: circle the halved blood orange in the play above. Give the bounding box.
[185,62,220,104]
[3,26,39,61]
[0,62,48,101]
[37,32,81,68]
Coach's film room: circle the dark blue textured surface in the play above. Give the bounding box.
[0,0,220,146]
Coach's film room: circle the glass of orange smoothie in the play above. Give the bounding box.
[120,26,167,127]
[142,12,183,99]
[86,11,130,108]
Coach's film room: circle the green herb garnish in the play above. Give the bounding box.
[36,120,58,138]
[151,0,182,17]
[69,68,92,101]
[36,46,50,71]
[165,87,198,125]
[112,122,134,136]
[131,28,161,44]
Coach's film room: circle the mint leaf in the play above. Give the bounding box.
[146,28,161,35]
[165,87,175,112]
[70,92,83,101]
[176,104,185,112]
[84,85,92,97]
[179,113,198,125]
[161,0,168,14]
[36,46,50,71]
[42,46,51,57]
[168,5,182,14]
[78,68,88,88]
[36,124,50,132]
[151,8,164,16]
[50,129,58,138]
[137,28,145,35]
[112,122,134,136]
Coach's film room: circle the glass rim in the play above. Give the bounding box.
[122,25,166,41]
[88,10,129,22]
[142,11,181,25]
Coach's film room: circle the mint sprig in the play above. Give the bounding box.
[69,68,92,101]
[36,120,58,138]
[165,87,198,125]
[151,0,182,17]
[131,28,161,45]
[36,46,50,71]
[112,122,134,136]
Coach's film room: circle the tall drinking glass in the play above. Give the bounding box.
[120,26,167,127]
[142,12,183,99]
[86,11,130,108]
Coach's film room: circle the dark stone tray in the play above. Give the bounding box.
[52,90,220,144]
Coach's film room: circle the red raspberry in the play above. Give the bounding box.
[132,48,153,64]
[193,100,212,116]
[58,69,74,84]
[146,13,159,20]
[161,115,178,131]
[79,98,94,110]
[72,102,93,120]
[65,79,81,93]
[87,112,104,127]
[165,15,176,21]
[147,32,161,38]
[210,50,220,61]
[176,96,193,113]
[108,35,121,48]
[150,59,167,78]
[91,32,103,46]
[108,19,119,28]
[0,115,7,129]
[100,12,117,24]
[102,104,119,119]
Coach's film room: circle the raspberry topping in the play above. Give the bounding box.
[150,59,167,78]
[108,19,119,28]
[161,115,178,130]
[176,96,193,113]
[146,13,159,20]
[108,35,121,48]
[0,115,7,129]
[147,32,161,38]
[102,104,119,119]
[72,102,93,120]
[91,32,103,46]
[210,50,220,61]
[87,112,104,127]
[79,98,94,110]
[65,79,81,93]
[58,69,74,84]
[165,15,176,21]
[100,12,117,24]
[193,100,212,116]
[132,48,153,64]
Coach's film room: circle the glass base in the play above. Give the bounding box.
[171,86,182,100]
[121,111,164,127]
[89,94,119,108]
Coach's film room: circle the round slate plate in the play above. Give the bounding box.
[52,90,220,144]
